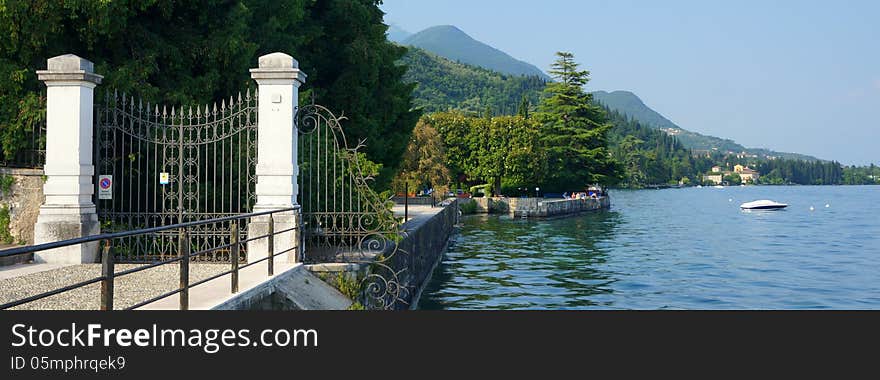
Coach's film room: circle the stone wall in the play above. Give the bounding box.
[0,168,44,245]
[464,196,610,218]
[471,197,509,213]
[392,199,459,309]
[511,197,610,218]
[306,200,460,310]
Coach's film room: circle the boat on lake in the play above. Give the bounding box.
[740,200,788,210]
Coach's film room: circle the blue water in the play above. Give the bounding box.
[419,186,880,309]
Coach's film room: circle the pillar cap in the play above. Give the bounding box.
[250,52,307,83]
[36,54,103,84]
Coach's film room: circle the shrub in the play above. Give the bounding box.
[0,206,14,244]
[0,175,15,196]
[460,199,477,214]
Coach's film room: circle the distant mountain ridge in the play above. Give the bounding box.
[591,90,821,161]
[389,23,821,162]
[401,25,550,80]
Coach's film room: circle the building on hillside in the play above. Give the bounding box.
[706,174,724,185]
[734,165,760,183]
[705,165,761,185]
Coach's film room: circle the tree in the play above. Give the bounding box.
[500,116,546,194]
[517,95,531,119]
[391,119,451,195]
[724,173,742,186]
[536,52,620,191]
[0,1,418,190]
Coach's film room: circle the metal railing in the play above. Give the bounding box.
[0,207,300,310]
[0,123,46,169]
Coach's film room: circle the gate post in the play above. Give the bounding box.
[248,52,307,264]
[32,54,103,264]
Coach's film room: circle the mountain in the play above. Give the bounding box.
[402,25,550,80]
[591,90,821,161]
[387,24,411,43]
[591,90,678,130]
[400,47,545,115]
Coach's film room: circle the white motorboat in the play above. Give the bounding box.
[740,199,788,210]
[714,185,725,189]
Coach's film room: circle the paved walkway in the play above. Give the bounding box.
[140,261,298,310]
[0,262,70,280]
[0,262,230,310]
[391,204,444,224]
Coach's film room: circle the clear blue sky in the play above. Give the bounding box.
[381,0,879,165]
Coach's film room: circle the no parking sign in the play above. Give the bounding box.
[98,175,112,200]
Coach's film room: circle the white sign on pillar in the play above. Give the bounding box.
[247,52,307,264]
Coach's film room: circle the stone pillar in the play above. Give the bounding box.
[247,52,307,264]
[32,54,103,264]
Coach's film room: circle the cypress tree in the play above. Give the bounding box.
[536,52,620,191]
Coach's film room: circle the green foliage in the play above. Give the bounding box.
[724,173,742,186]
[487,199,509,214]
[0,1,417,190]
[0,174,15,195]
[315,271,365,310]
[428,112,545,195]
[536,52,620,191]
[334,272,362,300]
[0,205,13,244]
[756,159,845,185]
[841,164,880,185]
[604,106,710,188]
[401,48,544,115]
[459,199,477,214]
[391,119,452,195]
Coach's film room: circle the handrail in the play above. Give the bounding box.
[0,206,298,258]
[0,206,301,310]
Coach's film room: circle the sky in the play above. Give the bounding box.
[381,0,879,165]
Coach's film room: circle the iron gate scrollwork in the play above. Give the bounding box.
[297,104,411,309]
[95,89,257,262]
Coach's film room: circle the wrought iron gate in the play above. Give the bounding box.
[297,104,411,309]
[95,90,258,262]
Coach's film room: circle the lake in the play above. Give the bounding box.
[418,186,880,309]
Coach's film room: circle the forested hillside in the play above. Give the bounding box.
[399,46,864,188]
[605,107,714,187]
[592,90,820,161]
[400,47,545,115]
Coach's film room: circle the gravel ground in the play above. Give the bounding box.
[0,263,230,310]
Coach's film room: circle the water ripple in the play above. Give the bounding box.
[419,186,880,310]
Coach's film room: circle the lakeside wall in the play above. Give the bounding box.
[471,196,610,218]
[392,199,459,309]
[306,200,460,310]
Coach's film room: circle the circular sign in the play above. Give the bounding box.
[100,177,112,190]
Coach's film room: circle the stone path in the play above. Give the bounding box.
[391,204,443,223]
[0,263,69,280]
[0,263,229,310]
